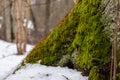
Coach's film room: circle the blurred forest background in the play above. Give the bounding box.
[0,0,74,44]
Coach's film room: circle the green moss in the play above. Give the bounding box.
[117,73,120,79]
[89,67,106,80]
[117,61,120,79]
[68,0,111,71]
[89,67,100,80]
[26,2,81,65]
[25,0,111,80]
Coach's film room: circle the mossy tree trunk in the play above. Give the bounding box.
[25,0,112,80]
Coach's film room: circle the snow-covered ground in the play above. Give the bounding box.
[0,40,33,80]
[0,40,88,80]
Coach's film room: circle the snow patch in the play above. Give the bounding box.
[6,64,88,80]
[30,0,36,5]
[0,40,33,80]
[0,16,3,20]
[23,19,34,29]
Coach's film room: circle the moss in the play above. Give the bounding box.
[117,61,120,79]
[26,2,80,65]
[89,67,106,80]
[69,0,111,71]
[117,73,120,79]
[25,0,111,80]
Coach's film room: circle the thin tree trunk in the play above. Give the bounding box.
[110,43,113,80]
[16,0,30,54]
[3,0,12,42]
[11,0,16,42]
[16,0,25,55]
[113,0,119,79]
[45,0,50,34]
[23,0,30,52]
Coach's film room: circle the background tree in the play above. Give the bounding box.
[2,0,12,42]
[16,0,24,54]
[29,0,74,44]
[0,0,74,44]
[0,0,74,55]
[15,0,30,54]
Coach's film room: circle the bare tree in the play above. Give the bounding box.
[16,0,27,55]
[22,0,30,52]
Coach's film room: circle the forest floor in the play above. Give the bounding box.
[0,40,88,80]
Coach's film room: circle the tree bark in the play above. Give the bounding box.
[44,0,50,35]
[3,0,12,42]
[113,0,119,79]
[23,0,30,52]
[110,43,113,80]
[16,0,26,55]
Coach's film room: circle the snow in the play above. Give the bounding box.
[6,64,88,80]
[0,40,88,80]
[30,0,36,5]
[0,16,3,20]
[23,19,34,29]
[0,40,32,59]
[0,40,33,80]
[0,16,2,29]
[0,24,1,29]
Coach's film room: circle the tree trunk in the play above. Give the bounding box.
[3,0,12,42]
[110,43,114,80]
[16,0,26,55]
[25,0,111,80]
[23,0,30,52]
[113,0,119,79]
[44,0,50,35]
